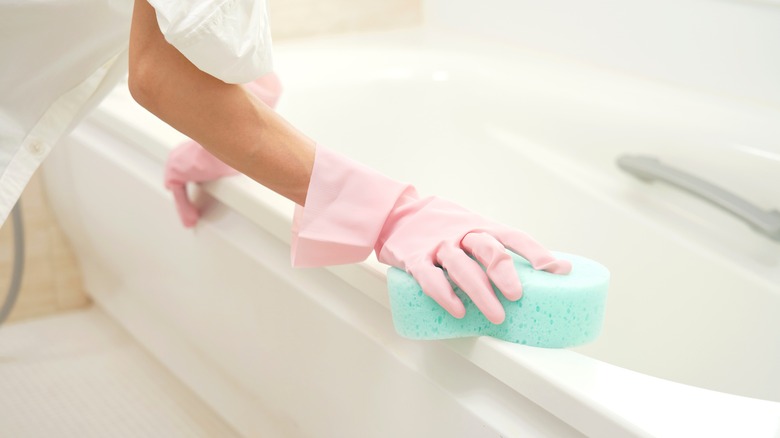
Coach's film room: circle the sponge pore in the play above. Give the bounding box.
[386,251,609,348]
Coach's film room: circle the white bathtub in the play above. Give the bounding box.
[42,28,780,437]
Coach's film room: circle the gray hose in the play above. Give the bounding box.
[0,201,25,326]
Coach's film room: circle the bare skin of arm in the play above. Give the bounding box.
[128,0,315,206]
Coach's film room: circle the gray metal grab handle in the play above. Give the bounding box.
[617,155,780,242]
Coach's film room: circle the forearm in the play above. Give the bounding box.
[128,0,314,206]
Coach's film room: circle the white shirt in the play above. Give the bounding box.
[0,0,272,225]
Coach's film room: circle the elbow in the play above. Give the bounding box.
[127,54,160,112]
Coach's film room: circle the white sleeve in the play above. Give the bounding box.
[148,0,273,84]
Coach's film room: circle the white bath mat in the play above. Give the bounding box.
[0,306,239,437]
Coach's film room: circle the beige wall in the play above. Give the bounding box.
[0,0,421,324]
[269,0,421,39]
[0,171,89,323]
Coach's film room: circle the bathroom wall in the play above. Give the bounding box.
[424,0,780,108]
[0,172,90,323]
[0,0,422,324]
[269,0,421,39]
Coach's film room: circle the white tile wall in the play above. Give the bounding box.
[424,0,780,108]
[269,0,421,39]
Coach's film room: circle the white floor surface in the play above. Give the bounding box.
[0,306,239,437]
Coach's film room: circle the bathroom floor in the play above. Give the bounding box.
[0,306,239,437]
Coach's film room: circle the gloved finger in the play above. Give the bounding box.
[408,262,466,319]
[436,245,505,324]
[491,225,572,275]
[169,182,199,228]
[461,232,522,301]
[164,140,241,228]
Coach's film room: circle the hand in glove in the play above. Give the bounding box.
[292,145,570,324]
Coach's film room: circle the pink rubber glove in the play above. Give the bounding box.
[164,140,239,227]
[292,145,571,324]
[164,73,282,227]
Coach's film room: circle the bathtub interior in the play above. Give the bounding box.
[269,30,780,403]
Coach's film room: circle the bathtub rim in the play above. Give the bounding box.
[86,28,780,437]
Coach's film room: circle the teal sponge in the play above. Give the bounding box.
[386,252,609,348]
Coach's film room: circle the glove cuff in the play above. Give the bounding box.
[291,144,416,267]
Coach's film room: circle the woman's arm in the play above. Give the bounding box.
[127,0,571,324]
[128,0,314,206]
